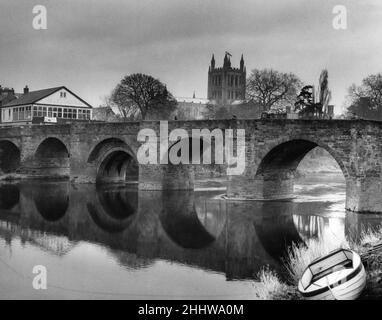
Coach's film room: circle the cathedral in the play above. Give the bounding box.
[207,52,246,104]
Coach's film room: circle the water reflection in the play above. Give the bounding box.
[345,212,382,243]
[34,183,69,221]
[87,185,138,233]
[0,178,381,298]
[159,191,217,249]
[0,184,19,210]
[253,202,304,261]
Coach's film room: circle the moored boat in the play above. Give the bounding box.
[298,248,366,300]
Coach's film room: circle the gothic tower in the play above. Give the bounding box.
[207,52,246,104]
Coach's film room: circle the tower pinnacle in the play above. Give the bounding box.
[240,54,244,70]
[211,54,215,69]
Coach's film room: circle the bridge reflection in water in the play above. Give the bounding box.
[0,181,381,297]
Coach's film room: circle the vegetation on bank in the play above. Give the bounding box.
[255,227,382,300]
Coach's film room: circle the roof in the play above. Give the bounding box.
[3,87,63,107]
[2,86,93,108]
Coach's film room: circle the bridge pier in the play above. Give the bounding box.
[228,174,382,213]
[227,167,382,214]
[138,164,194,190]
[227,170,296,200]
[346,176,382,213]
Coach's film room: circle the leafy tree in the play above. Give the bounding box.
[111,73,177,120]
[345,73,382,120]
[294,85,315,112]
[294,70,332,118]
[246,69,302,111]
[294,85,323,118]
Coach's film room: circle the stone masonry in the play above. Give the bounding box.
[0,119,381,213]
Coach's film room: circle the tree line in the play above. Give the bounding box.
[99,69,382,121]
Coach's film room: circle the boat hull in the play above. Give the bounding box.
[298,249,367,300]
[301,265,366,300]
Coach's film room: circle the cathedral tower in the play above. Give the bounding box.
[207,52,246,104]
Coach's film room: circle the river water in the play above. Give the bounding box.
[0,174,381,299]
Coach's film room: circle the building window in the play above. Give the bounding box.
[78,109,86,120]
[19,107,24,120]
[26,106,31,119]
[60,91,66,98]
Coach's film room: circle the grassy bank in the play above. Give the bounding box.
[255,227,382,300]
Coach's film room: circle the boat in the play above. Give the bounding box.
[298,248,366,300]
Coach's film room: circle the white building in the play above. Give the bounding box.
[1,86,93,125]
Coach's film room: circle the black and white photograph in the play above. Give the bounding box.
[1,0,382,306]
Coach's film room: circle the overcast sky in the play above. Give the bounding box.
[1,0,382,113]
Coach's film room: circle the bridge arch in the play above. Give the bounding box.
[88,138,138,184]
[253,138,347,200]
[34,137,70,177]
[0,140,21,174]
[149,136,223,190]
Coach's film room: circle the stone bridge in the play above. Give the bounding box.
[0,119,381,213]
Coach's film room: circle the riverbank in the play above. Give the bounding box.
[255,228,382,300]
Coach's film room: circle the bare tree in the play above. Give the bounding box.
[345,73,382,120]
[111,73,177,120]
[246,69,302,111]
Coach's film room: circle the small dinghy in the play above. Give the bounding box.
[298,248,366,300]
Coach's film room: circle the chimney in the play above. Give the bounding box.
[24,85,29,94]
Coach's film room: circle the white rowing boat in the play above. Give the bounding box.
[298,248,366,300]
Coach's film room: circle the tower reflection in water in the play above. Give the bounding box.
[0,182,381,283]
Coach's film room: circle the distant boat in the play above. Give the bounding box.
[298,248,366,300]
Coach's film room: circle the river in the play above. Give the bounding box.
[0,174,381,299]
